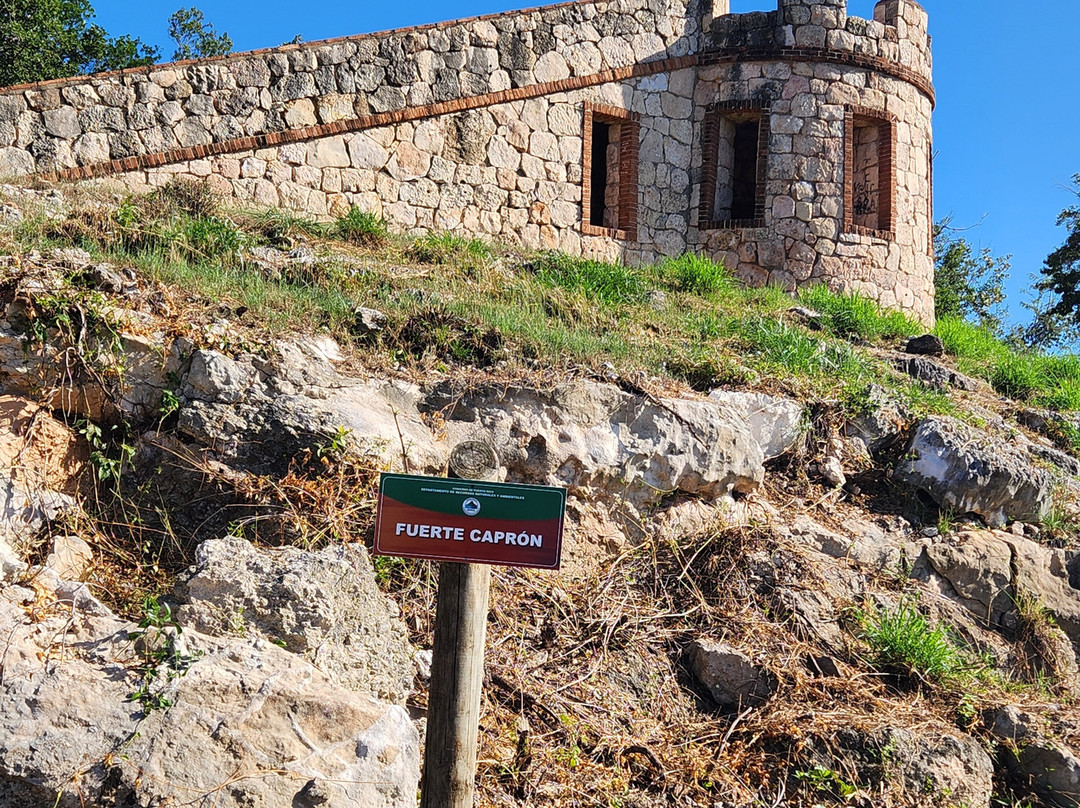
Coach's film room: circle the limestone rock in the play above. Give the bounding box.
[429,381,765,508]
[689,639,777,708]
[989,705,1080,807]
[176,537,414,703]
[707,390,804,460]
[178,341,445,475]
[894,416,1052,528]
[0,582,419,808]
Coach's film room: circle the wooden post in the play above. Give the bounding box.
[420,441,499,808]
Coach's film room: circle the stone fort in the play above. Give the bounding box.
[0,0,934,322]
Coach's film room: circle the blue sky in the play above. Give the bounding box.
[89,0,1080,324]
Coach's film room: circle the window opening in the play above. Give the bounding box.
[700,101,769,229]
[582,103,639,239]
[844,107,895,238]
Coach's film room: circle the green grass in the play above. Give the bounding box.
[659,253,736,297]
[798,284,922,342]
[408,231,493,272]
[331,206,388,246]
[530,251,651,307]
[859,600,968,682]
[736,317,874,382]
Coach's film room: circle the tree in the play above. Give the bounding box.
[168,7,231,61]
[0,0,158,86]
[933,217,1010,333]
[1025,176,1080,347]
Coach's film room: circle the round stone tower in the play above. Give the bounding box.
[693,0,934,323]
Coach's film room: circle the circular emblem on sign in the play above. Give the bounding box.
[462,497,481,516]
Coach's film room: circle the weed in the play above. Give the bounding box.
[332,206,389,246]
[737,317,873,381]
[795,765,858,799]
[154,177,219,218]
[859,599,967,682]
[80,421,136,486]
[127,596,200,712]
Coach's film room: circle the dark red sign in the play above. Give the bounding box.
[374,473,565,569]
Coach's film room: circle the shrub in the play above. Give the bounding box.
[154,177,218,218]
[332,206,388,246]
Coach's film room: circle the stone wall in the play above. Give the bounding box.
[0,0,935,322]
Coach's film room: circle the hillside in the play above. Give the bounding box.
[1,179,1079,808]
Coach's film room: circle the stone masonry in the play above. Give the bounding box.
[0,0,935,322]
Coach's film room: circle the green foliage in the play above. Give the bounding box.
[737,317,873,381]
[531,252,649,306]
[795,766,858,799]
[128,595,199,712]
[1028,176,1080,348]
[859,600,967,682]
[933,218,1009,333]
[932,316,1009,364]
[797,284,922,342]
[408,232,493,273]
[168,6,232,61]
[80,420,136,484]
[659,253,735,297]
[0,0,158,86]
[332,206,389,246]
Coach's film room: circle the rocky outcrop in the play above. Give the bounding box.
[989,705,1080,807]
[428,381,767,507]
[176,536,415,703]
[706,390,804,460]
[894,416,1053,527]
[178,344,445,475]
[919,529,1080,652]
[0,577,419,808]
[892,356,984,392]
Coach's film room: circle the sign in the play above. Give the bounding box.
[375,473,566,569]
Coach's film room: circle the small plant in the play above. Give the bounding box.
[316,425,353,463]
[127,595,200,712]
[80,420,136,485]
[332,206,389,246]
[795,765,858,799]
[859,599,967,682]
[154,177,219,218]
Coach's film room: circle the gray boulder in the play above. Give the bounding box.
[989,705,1080,807]
[894,416,1052,528]
[176,537,415,703]
[0,579,419,808]
[905,334,945,357]
[688,639,777,708]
